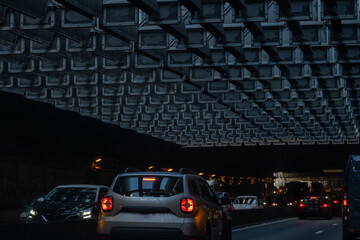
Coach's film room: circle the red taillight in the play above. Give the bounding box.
[101,197,113,211]
[333,200,339,204]
[181,198,194,213]
[310,197,317,200]
[320,204,328,208]
[343,198,348,207]
[299,203,307,208]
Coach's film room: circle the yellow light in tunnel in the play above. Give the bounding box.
[148,166,154,169]
[167,168,174,172]
[95,158,102,163]
[198,173,204,176]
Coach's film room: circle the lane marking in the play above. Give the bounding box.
[315,230,324,235]
[232,218,298,232]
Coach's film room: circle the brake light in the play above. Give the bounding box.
[143,177,156,181]
[299,203,307,208]
[343,198,348,207]
[333,200,339,204]
[320,204,328,208]
[310,197,317,200]
[101,197,113,211]
[181,198,194,213]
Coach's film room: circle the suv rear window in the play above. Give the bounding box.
[303,196,326,205]
[113,176,183,197]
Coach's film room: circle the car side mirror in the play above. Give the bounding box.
[220,196,231,205]
[37,197,44,202]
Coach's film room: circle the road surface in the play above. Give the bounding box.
[232,217,342,240]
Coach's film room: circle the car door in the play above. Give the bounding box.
[198,179,223,239]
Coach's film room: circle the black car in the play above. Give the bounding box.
[343,155,360,240]
[298,195,332,219]
[29,184,108,222]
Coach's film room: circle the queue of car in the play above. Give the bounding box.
[20,166,349,240]
[20,168,234,240]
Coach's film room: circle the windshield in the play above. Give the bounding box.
[45,187,97,203]
[113,176,183,197]
[234,197,257,205]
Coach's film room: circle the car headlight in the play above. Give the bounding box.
[29,209,37,216]
[20,212,27,218]
[77,210,92,219]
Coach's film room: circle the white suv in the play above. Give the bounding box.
[97,169,232,240]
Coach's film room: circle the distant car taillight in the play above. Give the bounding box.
[101,197,113,212]
[320,203,328,208]
[299,203,307,208]
[343,198,348,207]
[181,198,194,213]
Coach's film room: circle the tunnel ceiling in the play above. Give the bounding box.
[0,0,360,147]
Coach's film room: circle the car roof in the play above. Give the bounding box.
[54,184,109,189]
[236,195,258,198]
[304,195,325,198]
[116,171,200,177]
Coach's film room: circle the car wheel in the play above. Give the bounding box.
[204,225,211,240]
[343,230,354,240]
[221,221,232,240]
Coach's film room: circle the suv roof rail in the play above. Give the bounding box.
[179,168,197,175]
[124,167,142,173]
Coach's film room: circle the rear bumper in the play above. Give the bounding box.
[299,208,332,217]
[98,213,206,238]
[106,227,187,240]
[343,220,360,235]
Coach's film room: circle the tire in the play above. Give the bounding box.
[343,230,354,240]
[221,221,232,240]
[203,224,211,240]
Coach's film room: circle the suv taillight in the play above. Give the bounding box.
[101,197,113,211]
[320,203,328,208]
[181,198,194,213]
[299,203,307,208]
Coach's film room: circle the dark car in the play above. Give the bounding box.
[298,195,332,219]
[343,155,360,240]
[29,184,108,222]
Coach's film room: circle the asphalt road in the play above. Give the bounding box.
[232,217,342,240]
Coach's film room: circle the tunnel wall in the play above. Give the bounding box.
[0,158,116,210]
